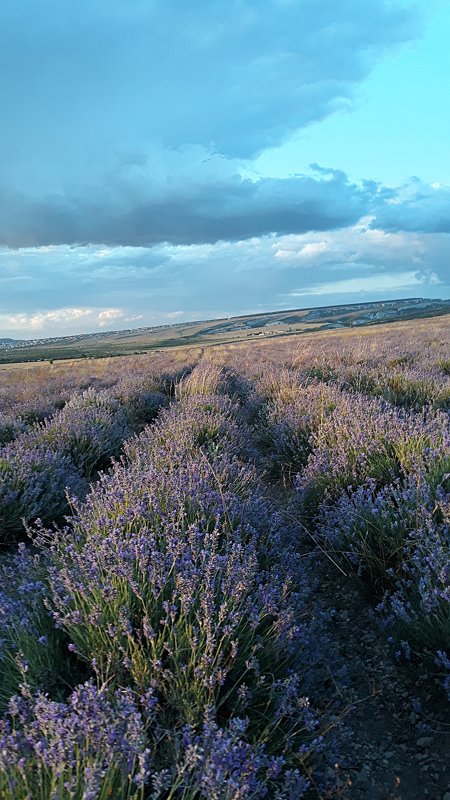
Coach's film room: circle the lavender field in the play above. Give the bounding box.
[0,317,449,799]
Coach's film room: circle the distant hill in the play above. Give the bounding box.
[0,296,449,364]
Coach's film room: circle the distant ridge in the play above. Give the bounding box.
[0,296,449,364]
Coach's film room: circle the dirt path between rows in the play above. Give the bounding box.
[263,477,450,799]
[314,554,450,799]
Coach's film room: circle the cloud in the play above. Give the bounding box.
[0,306,131,337]
[0,0,421,248]
[274,241,329,260]
[0,168,382,248]
[373,179,450,233]
[287,270,442,298]
[97,308,124,327]
[1,218,449,337]
[1,1,419,156]
[124,314,144,323]
[4,308,93,331]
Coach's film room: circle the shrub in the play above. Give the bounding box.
[0,413,26,446]
[317,472,450,695]
[296,394,449,520]
[295,393,403,518]
[0,442,86,543]
[316,477,428,591]
[36,395,132,477]
[45,464,302,731]
[0,545,75,706]
[164,717,313,799]
[125,394,256,466]
[0,682,152,800]
[377,480,450,694]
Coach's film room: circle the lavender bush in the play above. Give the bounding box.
[0,682,152,800]
[0,545,77,706]
[43,427,320,737]
[0,441,86,543]
[163,716,313,799]
[377,479,449,693]
[35,388,134,477]
[255,383,339,480]
[295,393,449,519]
[315,467,449,693]
[0,413,27,446]
[0,379,169,543]
[124,394,256,467]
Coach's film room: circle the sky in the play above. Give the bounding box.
[1,0,449,339]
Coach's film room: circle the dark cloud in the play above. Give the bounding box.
[372,180,450,233]
[0,0,419,158]
[0,169,380,248]
[0,0,421,248]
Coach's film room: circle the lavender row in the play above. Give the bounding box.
[235,361,450,699]
[210,317,450,412]
[0,351,196,444]
[0,366,189,544]
[177,359,450,697]
[0,384,337,797]
[315,470,450,697]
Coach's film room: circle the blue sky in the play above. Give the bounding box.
[1,0,449,338]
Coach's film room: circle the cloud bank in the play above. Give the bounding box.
[1,0,448,338]
[1,219,448,337]
[0,0,421,249]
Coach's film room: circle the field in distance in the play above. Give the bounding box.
[1,296,449,364]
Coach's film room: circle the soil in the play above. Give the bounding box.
[317,558,450,799]
[265,481,450,799]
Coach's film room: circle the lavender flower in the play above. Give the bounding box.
[0,681,152,799]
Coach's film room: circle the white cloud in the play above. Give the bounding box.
[274,241,329,260]
[287,270,442,297]
[3,308,92,331]
[95,248,114,258]
[300,242,329,258]
[0,306,133,337]
[97,308,124,326]
[124,314,144,323]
